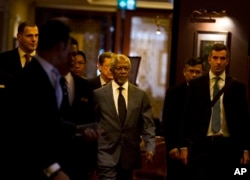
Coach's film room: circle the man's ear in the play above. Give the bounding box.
[16,33,21,41]
[97,63,102,72]
[183,68,186,76]
[56,41,66,52]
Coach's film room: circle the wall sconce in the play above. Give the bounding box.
[190,9,227,23]
[155,15,162,35]
[156,25,161,35]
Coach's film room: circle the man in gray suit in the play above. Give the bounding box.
[94,54,156,180]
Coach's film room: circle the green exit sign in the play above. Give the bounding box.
[117,0,137,10]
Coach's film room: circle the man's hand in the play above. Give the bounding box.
[83,126,103,141]
[240,151,250,164]
[52,170,70,180]
[169,148,180,159]
[179,148,188,165]
[75,123,104,141]
[145,151,154,163]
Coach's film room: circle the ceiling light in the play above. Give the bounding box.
[156,27,161,35]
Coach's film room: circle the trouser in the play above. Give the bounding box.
[189,136,248,180]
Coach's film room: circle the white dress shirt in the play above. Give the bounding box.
[64,72,75,106]
[18,48,36,67]
[111,80,128,114]
[207,70,230,137]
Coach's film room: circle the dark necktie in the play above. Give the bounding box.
[118,87,127,126]
[59,77,70,119]
[211,76,221,133]
[24,54,31,67]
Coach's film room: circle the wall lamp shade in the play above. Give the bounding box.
[190,17,216,23]
[156,27,161,35]
[155,15,163,35]
[190,9,226,23]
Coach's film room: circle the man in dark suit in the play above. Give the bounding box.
[88,51,114,89]
[4,19,101,180]
[0,21,38,109]
[70,50,87,78]
[162,57,204,180]
[0,21,38,88]
[179,43,250,179]
[94,54,156,180]
[62,71,99,180]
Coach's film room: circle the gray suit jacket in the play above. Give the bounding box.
[94,82,155,169]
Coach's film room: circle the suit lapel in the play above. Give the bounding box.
[125,84,137,126]
[101,83,137,127]
[29,59,58,110]
[104,84,118,117]
[72,75,80,107]
[10,48,22,73]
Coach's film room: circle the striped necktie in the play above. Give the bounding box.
[211,76,221,133]
[24,54,31,67]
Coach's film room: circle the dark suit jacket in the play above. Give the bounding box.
[65,73,97,179]
[88,75,102,90]
[0,48,22,109]
[94,82,155,169]
[179,74,250,151]
[162,82,188,151]
[0,48,22,86]
[3,59,96,180]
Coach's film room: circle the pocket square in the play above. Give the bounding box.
[80,97,89,102]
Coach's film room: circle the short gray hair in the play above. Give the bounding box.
[110,54,131,71]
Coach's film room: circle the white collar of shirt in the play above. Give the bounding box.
[112,80,128,92]
[64,72,75,106]
[209,70,226,97]
[100,76,108,86]
[209,70,226,81]
[18,47,36,67]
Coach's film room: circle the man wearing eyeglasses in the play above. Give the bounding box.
[88,51,115,89]
[70,50,87,78]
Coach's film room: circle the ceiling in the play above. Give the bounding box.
[33,0,174,12]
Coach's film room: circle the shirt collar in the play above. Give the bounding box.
[112,80,128,91]
[64,72,74,100]
[209,70,226,81]
[35,54,58,77]
[64,72,72,83]
[100,76,108,86]
[18,47,36,57]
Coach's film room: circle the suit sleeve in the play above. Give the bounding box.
[162,87,179,151]
[179,82,195,148]
[140,91,156,153]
